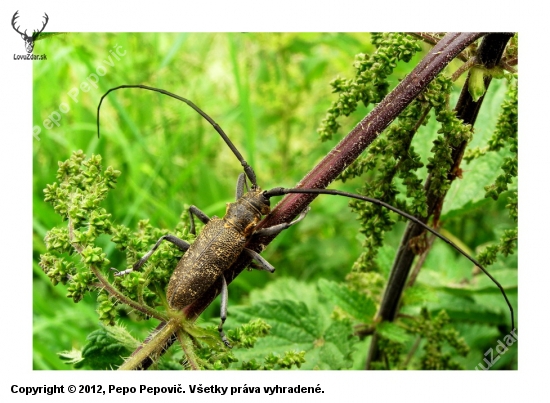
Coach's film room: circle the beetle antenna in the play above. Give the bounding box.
[264,187,515,331]
[97,84,258,188]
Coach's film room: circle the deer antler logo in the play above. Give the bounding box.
[11,11,49,54]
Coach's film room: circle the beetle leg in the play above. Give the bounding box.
[218,275,232,348]
[253,206,310,238]
[189,205,210,235]
[112,234,190,276]
[244,248,275,273]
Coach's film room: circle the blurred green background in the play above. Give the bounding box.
[33,33,516,369]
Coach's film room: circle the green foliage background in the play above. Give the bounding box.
[33,33,517,370]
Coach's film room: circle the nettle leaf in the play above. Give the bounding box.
[473,268,517,291]
[248,277,318,308]
[405,279,516,329]
[412,261,516,327]
[415,243,471,287]
[427,292,506,325]
[313,320,357,370]
[234,300,320,343]
[76,326,140,370]
[415,242,516,326]
[58,348,84,365]
[229,299,358,369]
[442,78,515,217]
[317,279,376,323]
[443,152,516,218]
[402,283,439,306]
[376,321,409,344]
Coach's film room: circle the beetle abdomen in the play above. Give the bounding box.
[166,218,246,310]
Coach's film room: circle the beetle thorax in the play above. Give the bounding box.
[224,189,270,237]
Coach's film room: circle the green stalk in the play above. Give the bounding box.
[118,318,181,370]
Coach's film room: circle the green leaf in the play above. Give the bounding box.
[248,277,319,309]
[318,279,376,323]
[230,299,359,369]
[468,67,487,102]
[428,293,507,325]
[443,155,516,218]
[58,348,84,365]
[235,300,320,343]
[376,321,410,344]
[402,283,439,306]
[322,319,358,367]
[77,326,139,370]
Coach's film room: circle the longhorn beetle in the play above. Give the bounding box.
[98,85,515,366]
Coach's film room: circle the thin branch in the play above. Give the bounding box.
[451,56,477,81]
[401,335,422,369]
[407,234,436,287]
[68,217,167,322]
[176,329,199,370]
[88,266,167,322]
[118,318,181,370]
